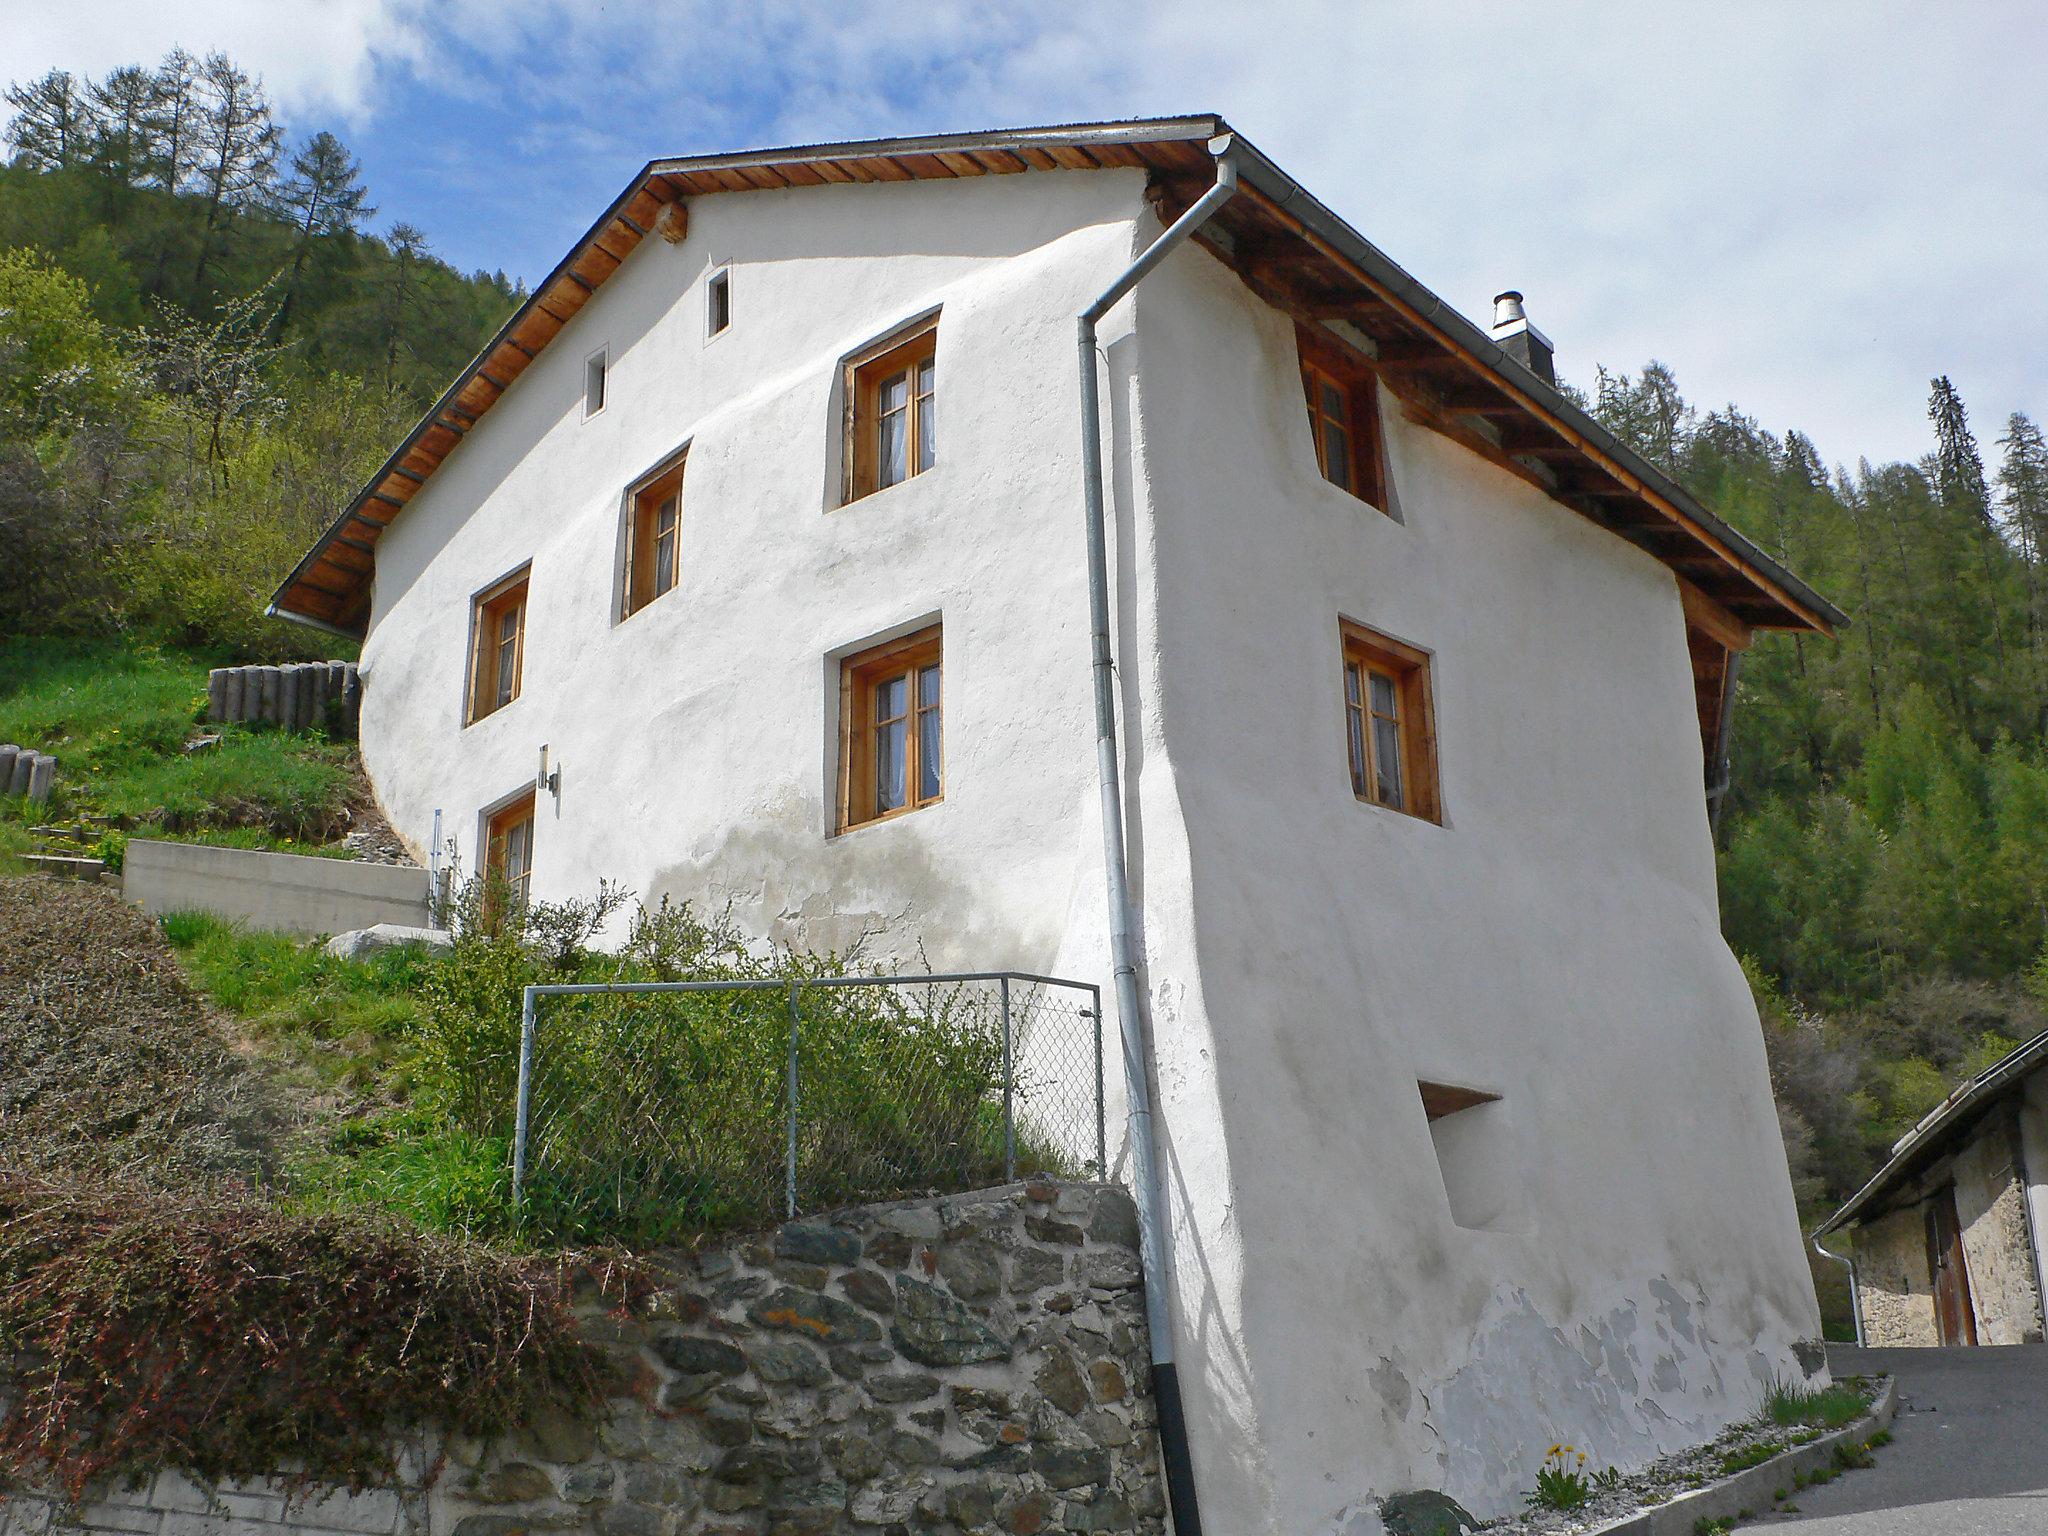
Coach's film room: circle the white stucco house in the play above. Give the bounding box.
[271,117,1844,1533]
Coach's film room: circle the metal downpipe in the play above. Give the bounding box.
[1809,1233,1866,1349]
[1077,134,1237,1536]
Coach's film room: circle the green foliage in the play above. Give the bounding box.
[1762,1376,1871,1431]
[161,910,430,1096]
[0,636,357,846]
[0,1173,604,1498]
[1525,1444,1596,1511]
[1719,1442,1780,1476]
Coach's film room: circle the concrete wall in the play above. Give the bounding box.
[349,167,1821,1532]
[0,1181,1160,1536]
[123,839,431,936]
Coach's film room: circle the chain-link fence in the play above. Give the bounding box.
[509,972,1103,1244]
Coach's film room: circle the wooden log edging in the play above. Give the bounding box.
[0,744,56,804]
[205,661,360,738]
[1581,1376,1900,1536]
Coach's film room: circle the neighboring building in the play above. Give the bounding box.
[1817,1031,2048,1348]
[271,118,1843,1532]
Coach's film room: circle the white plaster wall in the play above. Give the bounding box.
[1120,237,1823,1531]
[358,169,1153,989]
[354,164,1824,1535]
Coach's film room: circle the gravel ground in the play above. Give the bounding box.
[0,877,294,1187]
[1481,1378,1884,1535]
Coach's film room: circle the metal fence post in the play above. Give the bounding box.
[1089,985,1106,1177]
[512,985,538,1214]
[785,982,801,1220]
[1000,977,1016,1182]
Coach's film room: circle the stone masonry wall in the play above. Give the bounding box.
[0,1181,1164,1536]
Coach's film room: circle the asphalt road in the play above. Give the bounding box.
[1754,1344,2048,1533]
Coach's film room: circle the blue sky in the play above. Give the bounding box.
[8,1,2047,472]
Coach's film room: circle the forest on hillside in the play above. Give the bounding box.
[0,54,518,654]
[4,54,2048,1254]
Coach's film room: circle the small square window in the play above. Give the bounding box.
[845,319,937,503]
[837,626,942,832]
[484,790,536,919]
[622,456,686,618]
[1419,1080,1515,1231]
[1340,620,1440,822]
[467,567,529,724]
[707,267,731,337]
[1299,328,1387,512]
[584,347,607,419]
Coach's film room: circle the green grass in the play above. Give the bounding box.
[0,636,356,850]
[1719,1442,1782,1476]
[161,911,431,1099]
[1762,1375,1873,1431]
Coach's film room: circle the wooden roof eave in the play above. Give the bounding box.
[1207,146,1845,638]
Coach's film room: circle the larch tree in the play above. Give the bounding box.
[274,131,374,335]
[3,69,88,170]
[187,53,280,289]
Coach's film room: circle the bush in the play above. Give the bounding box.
[0,1173,605,1498]
[408,880,1020,1246]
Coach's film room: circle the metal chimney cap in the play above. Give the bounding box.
[1492,291,1527,331]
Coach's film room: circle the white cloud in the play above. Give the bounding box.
[0,0,418,119]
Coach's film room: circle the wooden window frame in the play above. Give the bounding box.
[836,625,943,833]
[707,266,731,338]
[465,566,530,726]
[1340,619,1440,823]
[844,316,938,504]
[1298,326,1388,513]
[583,346,607,420]
[483,789,537,920]
[621,454,687,620]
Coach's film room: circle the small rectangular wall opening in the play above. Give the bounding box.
[1420,1079,1517,1231]
[583,347,608,419]
[707,266,731,337]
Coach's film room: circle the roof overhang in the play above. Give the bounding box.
[1816,1028,2048,1237]
[270,113,1844,688]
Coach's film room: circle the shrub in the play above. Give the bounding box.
[410,880,1022,1246]
[0,1173,605,1498]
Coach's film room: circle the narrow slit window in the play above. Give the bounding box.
[1299,327,1388,512]
[839,626,943,831]
[484,791,536,919]
[467,567,530,724]
[622,456,686,618]
[707,267,731,337]
[1340,620,1439,822]
[584,347,607,419]
[846,319,938,503]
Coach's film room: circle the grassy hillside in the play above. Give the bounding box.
[0,637,359,865]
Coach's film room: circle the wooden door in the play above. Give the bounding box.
[1925,1187,1978,1346]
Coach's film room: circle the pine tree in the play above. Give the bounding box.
[1999,413,2048,728]
[1928,375,1992,529]
[3,69,88,169]
[147,49,203,195]
[85,66,160,210]
[273,131,374,334]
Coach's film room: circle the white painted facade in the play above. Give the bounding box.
[349,162,1822,1531]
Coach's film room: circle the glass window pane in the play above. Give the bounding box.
[879,405,908,487]
[875,717,907,812]
[1373,713,1404,809]
[1348,707,1368,797]
[876,674,907,723]
[653,526,677,596]
[1369,672,1399,720]
[918,708,941,801]
[918,662,940,709]
[916,380,935,474]
[1324,421,1350,489]
[1321,379,1345,420]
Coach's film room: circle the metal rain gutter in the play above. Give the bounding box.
[1075,129,1237,1536]
[1808,1234,1866,1348]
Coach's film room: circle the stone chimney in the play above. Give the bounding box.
[1490,290,1555,386]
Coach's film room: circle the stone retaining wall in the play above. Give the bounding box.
[0,1180,1164,1536]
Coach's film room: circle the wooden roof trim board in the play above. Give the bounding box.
[270,115,1841,648]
